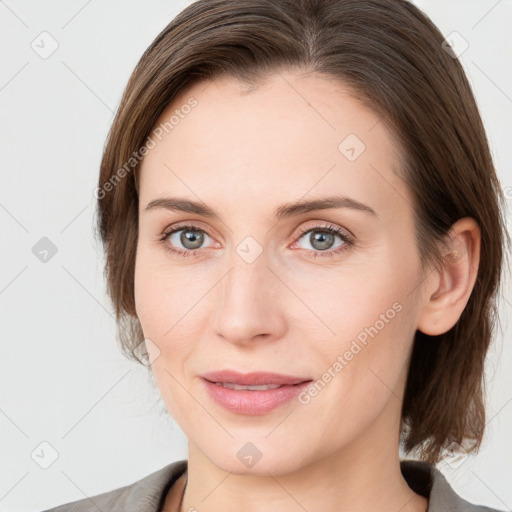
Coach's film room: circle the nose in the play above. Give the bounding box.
[211,254,288,346]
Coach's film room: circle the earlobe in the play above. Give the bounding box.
[417,218,481,336]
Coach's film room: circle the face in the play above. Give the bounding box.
[134,69,428,475]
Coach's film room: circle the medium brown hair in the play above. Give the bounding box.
[95,0,508,464]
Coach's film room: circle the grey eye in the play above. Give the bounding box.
[297,229,345,252]
[169,228,211,250]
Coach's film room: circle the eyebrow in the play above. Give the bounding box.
[144,195,377,220]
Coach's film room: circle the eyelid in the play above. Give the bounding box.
[160,221,217,247]
[161,219,216,239]
[293,220,354,241]
[162,219,352,240]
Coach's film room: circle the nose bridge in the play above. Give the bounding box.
[220,231,274,300]
[220,246,272,315]
[212,244,286,343]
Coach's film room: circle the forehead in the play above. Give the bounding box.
[138,70,410,220]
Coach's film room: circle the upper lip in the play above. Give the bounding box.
[201,370,312,386]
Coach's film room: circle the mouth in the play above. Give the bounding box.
[200,370,313,415]
[211,382,286,391]
[201,370,311,387]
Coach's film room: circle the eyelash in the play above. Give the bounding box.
[159,222,354,260]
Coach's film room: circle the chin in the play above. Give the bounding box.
[197,437,312,477]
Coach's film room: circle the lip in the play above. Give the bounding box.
[201,370,310,386]
[201,370,313,415]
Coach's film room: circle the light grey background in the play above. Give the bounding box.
[0,1,511,511]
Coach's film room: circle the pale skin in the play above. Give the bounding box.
[133,69,480,512]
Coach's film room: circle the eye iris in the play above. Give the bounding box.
[310,231,334,250]
[181,229,204,249]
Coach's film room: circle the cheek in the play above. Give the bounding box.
[134,246,200,341]
[134,262,167,340]
[300,251,421,405]
[134,265,184,390]
[134,252,201,419]
[300,259,418,356]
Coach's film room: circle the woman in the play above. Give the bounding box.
[44,0,509,511]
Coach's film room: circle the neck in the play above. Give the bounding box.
[181,411,428,512]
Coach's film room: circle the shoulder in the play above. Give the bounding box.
[40,459,187,512]
[400,459,509,512]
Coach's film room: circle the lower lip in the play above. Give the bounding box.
[202,379,312,415]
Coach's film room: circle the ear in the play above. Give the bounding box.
[417,217,481,336]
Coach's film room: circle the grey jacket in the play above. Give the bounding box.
[42,459,508,512]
